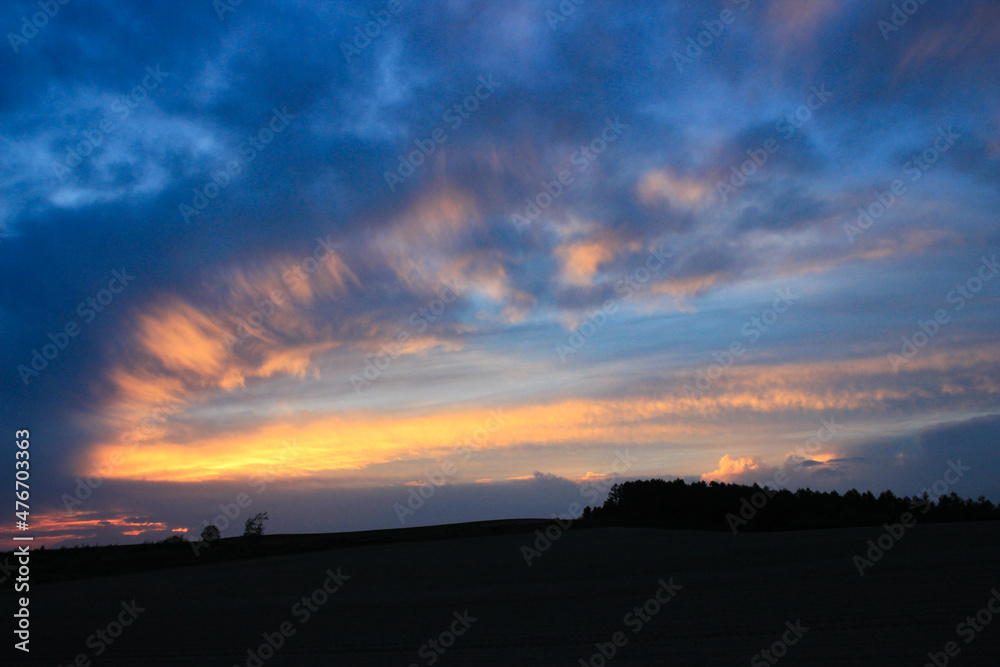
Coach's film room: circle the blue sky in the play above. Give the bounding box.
[1,0,998,546]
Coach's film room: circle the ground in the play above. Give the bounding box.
[4,521,999,665]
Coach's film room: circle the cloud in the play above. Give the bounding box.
[554,239,617,287]
[637,168,711,209]
[696,414,1000,501]
[702,454,765,482]
[1,0,999,543]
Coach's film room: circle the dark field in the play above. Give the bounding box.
[5,520,1000,665]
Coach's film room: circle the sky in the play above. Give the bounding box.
[1,0,998,548]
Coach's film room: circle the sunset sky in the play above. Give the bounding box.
[2,0,998,548]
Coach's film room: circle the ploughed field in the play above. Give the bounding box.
[4,520,999,665]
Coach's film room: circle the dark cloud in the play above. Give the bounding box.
[735,188,835,232]
[713,415,1000,502]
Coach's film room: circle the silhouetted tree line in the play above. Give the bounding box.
[584,479,1000,532]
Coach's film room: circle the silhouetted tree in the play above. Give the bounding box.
[592,478,999,533]
[201,525,221,543]
[243,512,269,537]
[606,483,623,508]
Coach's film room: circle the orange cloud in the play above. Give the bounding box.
[701,454,764,482]
[555,240,616,287]
[374,186,534,319]
[637,169,710,208]
[82,279,1000,488]
[82,344,1000,483]
[376,187,480,289]
[0,513,181,550]
[135,297,242,386]
[73,239,366,481]
[650,273,723,300]
[84,397,720,482]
